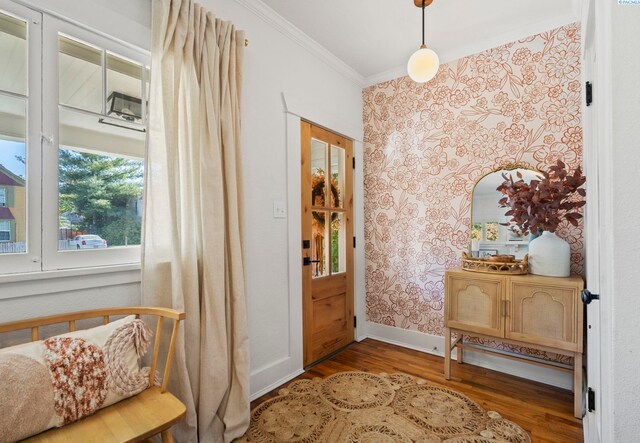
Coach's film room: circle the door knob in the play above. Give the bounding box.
[581,289,600,304]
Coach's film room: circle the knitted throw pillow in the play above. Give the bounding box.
[0,315,153,443]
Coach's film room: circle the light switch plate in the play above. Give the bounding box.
[273,201,287,218]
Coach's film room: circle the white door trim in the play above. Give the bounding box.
[283,90,367,342]
[582,0,614,440]
[250,92,365,399]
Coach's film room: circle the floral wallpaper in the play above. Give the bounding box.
[362,24,582,363]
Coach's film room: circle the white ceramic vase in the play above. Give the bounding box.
[528,231,570,277]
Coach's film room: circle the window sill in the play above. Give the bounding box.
[0,263,141,300]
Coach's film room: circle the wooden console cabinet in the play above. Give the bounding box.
[444,268,584,418]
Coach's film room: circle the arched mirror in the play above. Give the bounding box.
[470,166,542,259]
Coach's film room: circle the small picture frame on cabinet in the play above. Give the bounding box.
[479,249,498,258]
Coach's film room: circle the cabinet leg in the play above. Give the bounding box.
[574,352,583,418]
[457,335,463,364]
[444,327,451,380]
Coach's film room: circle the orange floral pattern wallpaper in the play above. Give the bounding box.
[362,24,582,362]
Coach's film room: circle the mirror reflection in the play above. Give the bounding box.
[470,168,542,259]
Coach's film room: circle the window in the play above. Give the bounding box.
[0,1,149,274]
[0,220,10,241]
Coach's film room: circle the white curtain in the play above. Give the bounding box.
[142,0,249,441]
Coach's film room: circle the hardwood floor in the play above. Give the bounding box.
[251,339,583,443]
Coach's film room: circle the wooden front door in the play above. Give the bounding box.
[301,121,354,367]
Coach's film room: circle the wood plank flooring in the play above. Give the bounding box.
[251,339,583,443]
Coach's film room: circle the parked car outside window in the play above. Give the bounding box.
[69,235,108,249]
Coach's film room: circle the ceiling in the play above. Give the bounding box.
[261,0,581,84]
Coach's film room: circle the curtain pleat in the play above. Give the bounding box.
[143,1,249,441]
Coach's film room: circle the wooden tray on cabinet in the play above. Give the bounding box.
[461,252,528,274]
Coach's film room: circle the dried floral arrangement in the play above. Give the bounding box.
[497,160,586,235]
[311,169,342,276]
[311,168,342,222]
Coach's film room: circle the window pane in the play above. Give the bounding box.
[107,53,143,123]
[59,35,102,113]
[0,94,26,254]
[58,108,144,251]
[0,10,27,95]
[330,212,345,274]
[311,138,327,207]
[312,210,329,278]
[330,146,344,208]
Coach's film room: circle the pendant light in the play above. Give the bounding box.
[407,0,439,83]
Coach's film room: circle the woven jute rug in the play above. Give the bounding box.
[237,371,531,443]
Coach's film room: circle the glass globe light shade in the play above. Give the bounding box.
[407,47,440,83]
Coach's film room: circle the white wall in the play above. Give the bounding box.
[18,0,151,50]
[607,0,640,440]
[0,0,363,399]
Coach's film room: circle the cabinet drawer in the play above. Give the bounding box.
[506,280,580,351]
[445,272,503,337]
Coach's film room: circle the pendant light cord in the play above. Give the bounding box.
[421,0,426,47]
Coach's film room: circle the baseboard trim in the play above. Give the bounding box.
[365,321,573,390]
[250,353,304,401]
[250,365,305,401]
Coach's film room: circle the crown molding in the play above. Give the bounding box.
[363,14,580,87]
[234,0,365,86]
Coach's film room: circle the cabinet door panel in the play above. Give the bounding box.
[507,281,579,351]
[445,272,503,337]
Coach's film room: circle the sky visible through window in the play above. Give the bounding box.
[0,139,26,178]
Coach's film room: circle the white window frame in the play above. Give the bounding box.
[41,15,148,271]
[0,0,41,274]
[0,1,149,275]
[0,187,5,207]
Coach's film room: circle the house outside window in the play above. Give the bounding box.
[0,165,25,251]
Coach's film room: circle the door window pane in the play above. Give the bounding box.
[0,94,26,254]
[331,212,345,274]
[330,146,345,208]
[0,11,27,95]
[59,35,102,113]
[311,138,327,207]
[58,107,144,251]
[312,210,329,278]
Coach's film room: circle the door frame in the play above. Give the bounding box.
[582,0,614,441]
[283,93,366,375]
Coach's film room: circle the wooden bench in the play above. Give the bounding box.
[0,307,186,443]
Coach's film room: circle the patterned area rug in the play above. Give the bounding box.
[237,372,531,443]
